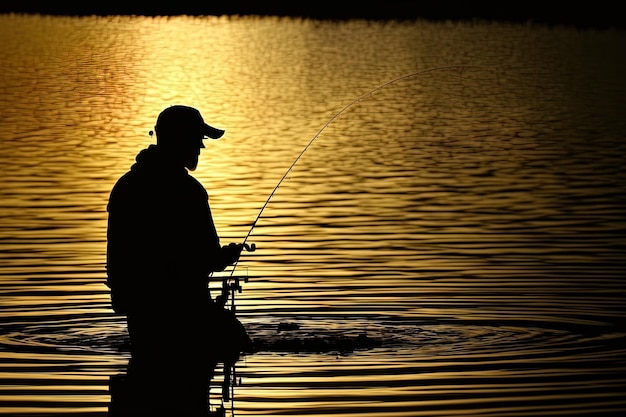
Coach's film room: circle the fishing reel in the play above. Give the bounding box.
[215,242,255,309]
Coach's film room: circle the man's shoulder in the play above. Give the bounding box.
[110,169,142,195]
[109,169,208,207]
[107,169,152,210]
[185,173,208,194]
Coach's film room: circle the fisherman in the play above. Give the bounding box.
[106,105,248,415]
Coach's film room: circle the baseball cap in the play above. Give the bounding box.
[154,105,225,139]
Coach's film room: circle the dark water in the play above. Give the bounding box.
[0,14,625,416]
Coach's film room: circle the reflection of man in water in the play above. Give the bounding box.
[106,105,244,415]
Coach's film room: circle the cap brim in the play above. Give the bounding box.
[203,123,225,139]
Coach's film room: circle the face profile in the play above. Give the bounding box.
[152,105,223,172]
[177,131,205,171]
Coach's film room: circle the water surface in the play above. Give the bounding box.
[0,14,625,416]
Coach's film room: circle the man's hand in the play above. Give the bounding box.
[221,242,244,266]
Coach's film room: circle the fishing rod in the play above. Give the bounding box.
[212,65,474,409]
[229,64,472,277]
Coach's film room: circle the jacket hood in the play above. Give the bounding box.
[131,145,186,175]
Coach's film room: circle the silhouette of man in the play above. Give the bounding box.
[106,105,244,415]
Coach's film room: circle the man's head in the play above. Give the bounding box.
[154,105,225,170]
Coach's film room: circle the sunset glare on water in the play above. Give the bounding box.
[0,6,625,417]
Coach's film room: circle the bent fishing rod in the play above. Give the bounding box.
[229,65,472,277]
[211,65,474,404]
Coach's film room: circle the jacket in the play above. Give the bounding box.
[106,145,225,314]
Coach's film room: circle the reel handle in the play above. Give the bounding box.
[242,242,256,252]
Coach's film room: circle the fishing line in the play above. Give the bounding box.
[219,65,474,405]
[230,64,472,276]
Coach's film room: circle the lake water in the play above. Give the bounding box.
[0,13,625,417]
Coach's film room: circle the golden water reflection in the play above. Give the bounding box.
[0,13,625,417]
